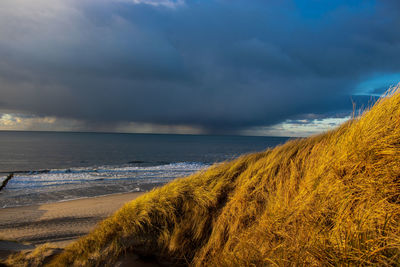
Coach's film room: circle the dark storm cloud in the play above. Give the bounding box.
[0,0,400,133]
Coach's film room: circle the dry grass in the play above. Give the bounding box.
[5,87,400,266]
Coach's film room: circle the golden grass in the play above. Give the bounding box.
[5,87,400,266]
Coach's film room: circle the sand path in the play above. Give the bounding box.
[0,192,144,254]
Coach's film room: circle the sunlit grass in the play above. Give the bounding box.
[5,87,400,266]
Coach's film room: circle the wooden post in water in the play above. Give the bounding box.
[0,173,13,191]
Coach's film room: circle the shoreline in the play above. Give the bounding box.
[0,189,148,209]
[0,181,166,209]
[0,191,145,259]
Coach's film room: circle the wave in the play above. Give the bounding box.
[0,162,210,207]
[4,162,209,190]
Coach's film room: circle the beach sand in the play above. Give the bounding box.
[0,192,144,261]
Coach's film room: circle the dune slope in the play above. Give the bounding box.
[6,88,400,266]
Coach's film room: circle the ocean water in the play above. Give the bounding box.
[0,131,288,208]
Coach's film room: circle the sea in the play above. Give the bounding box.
[0,131,289,208]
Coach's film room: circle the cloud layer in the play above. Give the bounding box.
[0,0,400,134]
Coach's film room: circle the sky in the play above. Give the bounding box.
[0,0,399,137]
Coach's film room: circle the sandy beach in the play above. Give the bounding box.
[0,192,144,259]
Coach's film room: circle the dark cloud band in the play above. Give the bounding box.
[0,0,399,133]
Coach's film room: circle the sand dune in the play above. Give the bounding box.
[4,88,400,266]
